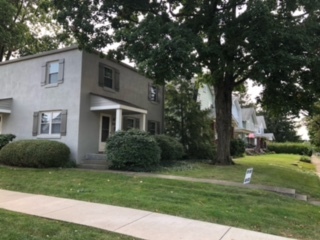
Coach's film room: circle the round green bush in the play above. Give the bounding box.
[0,140,70,168]
[154,135,184,161]
[230,138,245,157]
[106,129,161,171]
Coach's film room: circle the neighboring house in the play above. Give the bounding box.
[232,97,253,139]
[254,116,275,149]
[241,107,259,145]
[0,46,164,163]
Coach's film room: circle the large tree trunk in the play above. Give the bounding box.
[214,80,234,165]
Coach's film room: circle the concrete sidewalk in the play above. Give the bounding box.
[0,189,295,240]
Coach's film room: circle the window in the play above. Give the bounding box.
[99,63,120,91]
[148,83,160,102]
[48,62,59,84]
[33,110,67,137]
[148,120,160,135]
[123,117,140,130]
[40,112,61,135]
[41,59,65,86]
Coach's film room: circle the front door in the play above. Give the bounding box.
[99,114,111,152]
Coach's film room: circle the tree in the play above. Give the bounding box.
[259,111,301,143]
[0,0,71,62]
[307,102,320,146]
[165,79,215,160]
[54,0,320,164]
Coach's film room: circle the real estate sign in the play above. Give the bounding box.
[243,168,253,184]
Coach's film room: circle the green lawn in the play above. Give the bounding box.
[159,154,320,199]
[0,154,320,240]
[0,209,138,240]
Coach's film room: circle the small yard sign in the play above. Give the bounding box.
[243,168,253,184]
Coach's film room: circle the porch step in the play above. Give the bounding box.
[78,159,111,170]
[85,153,107,161]
[79,153,111,169]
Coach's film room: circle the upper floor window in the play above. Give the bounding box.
[41,59,65,87]
[148,83,160,103]
[99,63,120,91]
[48,61,59,84]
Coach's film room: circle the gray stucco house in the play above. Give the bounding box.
[0,46,164,163]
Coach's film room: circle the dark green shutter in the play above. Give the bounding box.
[114,68,120,91]
[60,110,68,136]
[57,59,65,84]
[98,63,104,87]
[41,63,47,86]
[32,112,39,136]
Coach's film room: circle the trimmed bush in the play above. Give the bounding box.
[154,135,184,161]
[106,129,161,171]
[0,140,70,168]
[0,134,16,150]
[188,142,216,161]
[299,156,311,163]
[268,142,312,156]
[230,138,245,158]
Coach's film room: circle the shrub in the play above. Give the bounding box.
[187,142,216,161]
[0,140,70,168]
[106,129,161,171]
[154,135,184,161]
[230,138,246,157]
[0,134,16,150]
[299,156,311,163]
[268,142,312,156]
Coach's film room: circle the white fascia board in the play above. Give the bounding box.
[90,105,121,111]
[0,109,11,114]
[120,105,148,114]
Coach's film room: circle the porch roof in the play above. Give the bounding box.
[0,98,13,114]
[89,93,147,114]
[255,133,275,141]
[234,127,254,134]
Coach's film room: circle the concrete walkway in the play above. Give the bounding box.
[0,189,295,240]
[311,155,320,178]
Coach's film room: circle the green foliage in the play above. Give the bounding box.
[0,0,72,61]
[230,139,245,158]
[258,111,301,142]
[0,140,70,168]
[299,156,311,163]
[154,135,184,161]
[0,134,15,150]
[267,142,312,156]
[54,0,320,164]
[307,102,320,147]
[106,129,161,171]
[165,79,215,160]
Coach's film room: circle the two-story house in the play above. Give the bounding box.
[254,116,275,150]
[0,46,164,163]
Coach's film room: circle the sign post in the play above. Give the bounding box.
[243,168,253,184]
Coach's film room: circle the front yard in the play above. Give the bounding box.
[0,154,319,240]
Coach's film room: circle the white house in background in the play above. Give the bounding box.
[232,97,253,139]
[254,116,275,149]
[0,46,164,163]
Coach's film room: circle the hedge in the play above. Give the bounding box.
[106,129,161,171]
[230,138,245,157]
[267,142,312,156]
[0,134,16,150]
[154,135,184,161]
[0,140,71,168]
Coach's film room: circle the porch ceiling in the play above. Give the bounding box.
[90,93,147,114]
[0,98,13,114]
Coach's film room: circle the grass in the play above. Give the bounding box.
[159,154,320,199]
[0,209,138,240]
[0,156,320,240]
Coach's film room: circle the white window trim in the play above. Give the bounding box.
[38,111,62,137]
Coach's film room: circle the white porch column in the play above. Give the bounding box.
[140,113,146,131]
[115,108,122,131]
